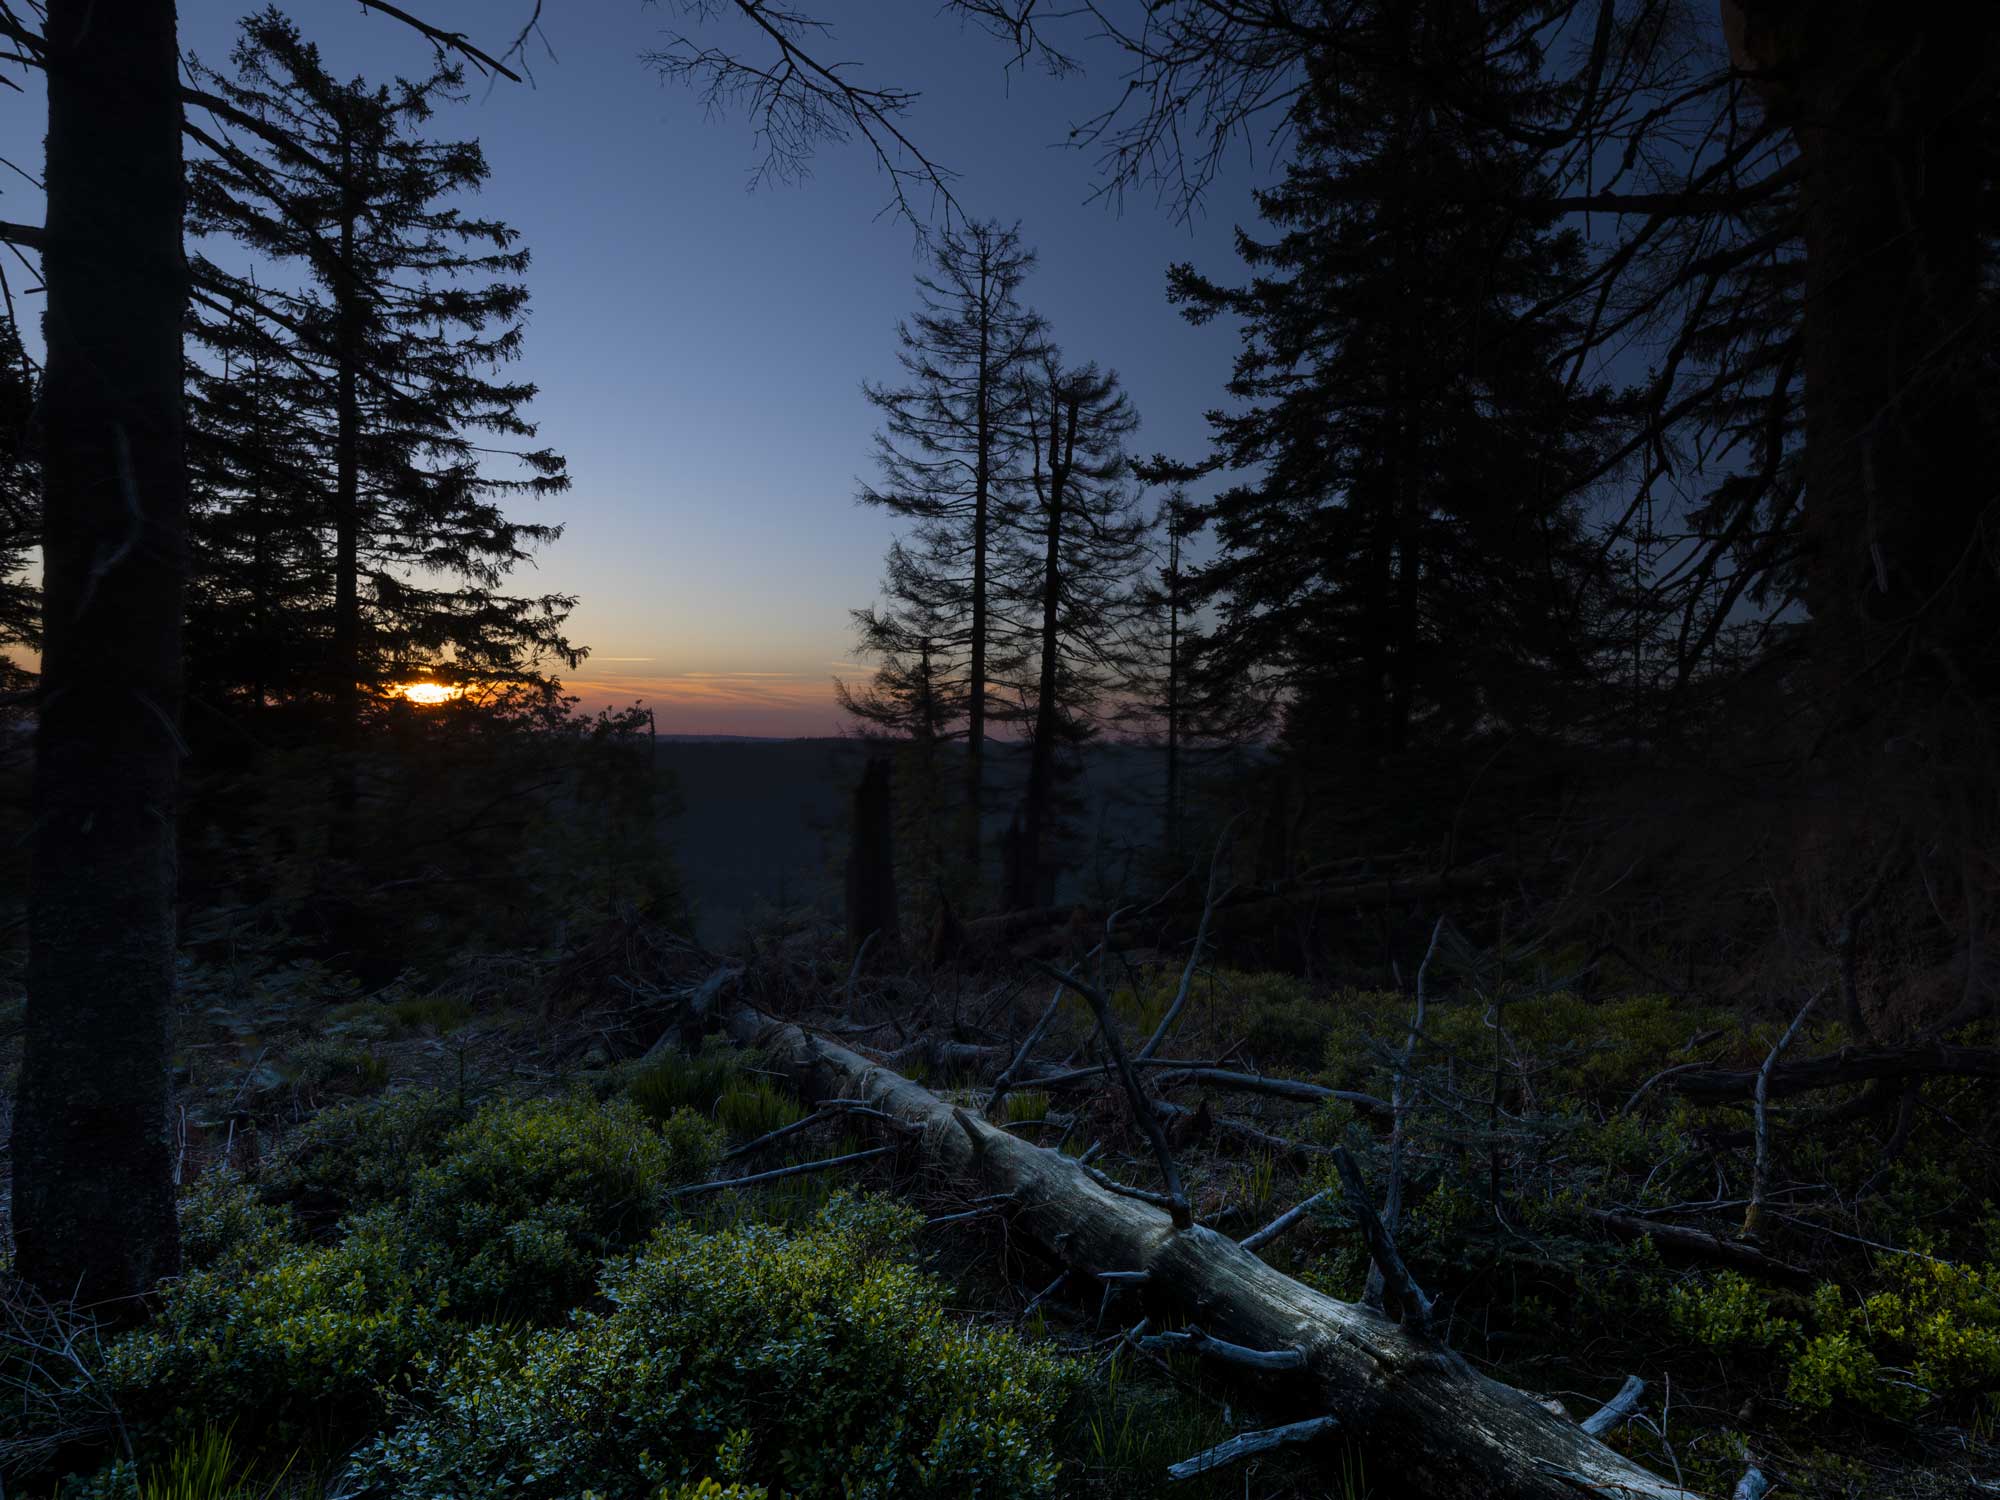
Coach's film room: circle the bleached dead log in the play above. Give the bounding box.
[1166,1415,1340,1481]
[723,1002,1700,1499]
[1732,1467,1770,1499]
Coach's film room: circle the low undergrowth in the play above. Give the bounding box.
[4,928,1998,1499]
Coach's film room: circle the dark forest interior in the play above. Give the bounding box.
[0,2,1996,1496]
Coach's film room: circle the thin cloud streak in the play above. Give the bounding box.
[562,668,844,734]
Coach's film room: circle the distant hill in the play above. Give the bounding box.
[653,735,1260,948]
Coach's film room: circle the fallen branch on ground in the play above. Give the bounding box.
[722,1000,1699,1498]
[1668,1043,2000,1102]
[1149,1067,1391,1117]
[1141,1326,1306,1371]
[1035,958,1194,1229]
[1589,1210,1811,1284]
[1332,1144,1435,1339]
[1166,1415,1340,1482]
[670,1144,895,1198]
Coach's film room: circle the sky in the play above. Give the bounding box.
[2,1,1276,735]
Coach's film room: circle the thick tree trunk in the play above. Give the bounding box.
[723,1003,1697,1499]
[15,0,187,1303]
[1721,3,1997,705]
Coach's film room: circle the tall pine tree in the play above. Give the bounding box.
[1004,353,1148,910]
[1117,486,1264,860]
[186,8,577,727]
[857,220,1046,878]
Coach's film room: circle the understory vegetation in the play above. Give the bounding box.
[3,903,1994,1498]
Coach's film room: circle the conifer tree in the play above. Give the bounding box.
[184,315,330,714]
[185,8,577,726]
[858,220,1046,875]
[1004,353,1148,909]
[1165,5,1620,757]
[1117,487,1265,859]
[837,528,978,927]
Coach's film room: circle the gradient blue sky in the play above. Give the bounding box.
[8,1,1276,733]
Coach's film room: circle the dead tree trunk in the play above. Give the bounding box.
[845,755,899,963]
[722,1002,1697,1499]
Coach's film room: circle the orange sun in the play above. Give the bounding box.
[393,681,459,706]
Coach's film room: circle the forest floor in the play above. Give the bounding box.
[5,905,1999,1498]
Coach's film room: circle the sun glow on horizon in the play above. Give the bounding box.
[391,681,461,706]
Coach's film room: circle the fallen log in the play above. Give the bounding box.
[1589,1211,1812,1286]
[723,1001,1697,1499]
[1668,1043,2000,1102]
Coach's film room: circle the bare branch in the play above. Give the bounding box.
[1330,1144,1434,1340]
[1239,1189,1329,1255]
[670,1143,894,1197]
[1578,1374,1646,1437]
[645,1,958,230]
[1744,989,1821,1237]
[1034,956,1193,1228]
[1166,1414,1340,1483]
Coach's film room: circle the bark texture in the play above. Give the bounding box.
[724,1003,1697,1499]
[15,0,187,1302]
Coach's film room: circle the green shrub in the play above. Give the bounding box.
[102,1217,446,1449]
[1318,990,1737,1103]
[1789,1251,2000,1419]
[264,1088,469,1223]
[57,1462,138,1499]
[358,1193,1077,1500]
[282,1035,391,1096]
[405,1093,722,1318]
[1667,1271,1799,1354]
[176,1172,295,1277]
